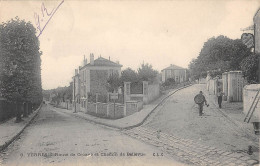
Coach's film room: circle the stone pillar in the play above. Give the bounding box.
[107,104,110,117]
[222,72,228,101]
[124,82,131,103]
[227,71,243,102]
[253,10,260,81]
[206,71,211,91]
[143,81,148,104]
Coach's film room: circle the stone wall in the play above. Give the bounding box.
[243,84,260,120]
[125,101,143,116]
[87,102,125,119]
[124,81,160,104]
[207,71,245,102]
[147,84,160,103]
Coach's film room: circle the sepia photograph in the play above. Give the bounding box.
[0,0,259,165]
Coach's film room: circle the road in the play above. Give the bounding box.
[143,84,259,161]
[0,104,184,166]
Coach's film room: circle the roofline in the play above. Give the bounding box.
[161,67,187,71]
[80,64,122,70]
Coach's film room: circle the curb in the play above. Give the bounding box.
[60,83,194,130]
[205,92,259,143]
[0,104,43,152]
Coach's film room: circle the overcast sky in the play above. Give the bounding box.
[0,0,259,89]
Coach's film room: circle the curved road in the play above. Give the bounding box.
[0,104,184,166]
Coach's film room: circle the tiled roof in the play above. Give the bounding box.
[84,57,122,67]
[162,64,185,70]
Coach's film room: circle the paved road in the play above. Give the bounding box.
[0,104,183,166]
[135,84,259,165]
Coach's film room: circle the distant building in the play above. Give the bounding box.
[72,54,122,111]
[161,64,187,83]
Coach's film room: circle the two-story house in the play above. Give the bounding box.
[161,64,187,83]
[72,53,122,112]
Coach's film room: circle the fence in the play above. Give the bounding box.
[125,100,143,116]
[59,102,72,110]
[0,98,40,122]
[86,102,125,119]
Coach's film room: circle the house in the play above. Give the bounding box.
[161,64,187,83]
[72,53,122,111]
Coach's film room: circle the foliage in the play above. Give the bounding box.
[121,68,138,83]
[43,84,73,103]
[137,63,159,83]
[189,35,251,79]
[0,17,42,104]
[106,64,158,95]
[87,92,107,103]
[162,78,175,87]
[240,53,259,83]
[107,73,121,93]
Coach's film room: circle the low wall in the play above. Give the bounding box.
[243,84,260,120]
[147,84,160,103]
[87,102,125,119]
[97,102,107,116]
[125,101,143,116]
[108,103,124,119]
[59,102,72,110]
[130,94,143,101]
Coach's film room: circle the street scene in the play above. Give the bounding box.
[0,1,260,166]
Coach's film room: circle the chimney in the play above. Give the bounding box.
[83,55,87,65]
[75,69,78,75]
[90,53,94,65]
[109,56,110,61]
[116,61,119,64]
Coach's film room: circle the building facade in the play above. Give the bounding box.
[161,64,187,83]
[72,54,122,112]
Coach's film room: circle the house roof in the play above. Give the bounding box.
[162,64,186,71]
[83,57,122,68]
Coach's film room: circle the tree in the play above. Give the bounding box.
[107,73,121,93]
[137,63,159,83]
[0,17,42,121]
[240,53,259,83]
[121,68,138,83]
[189,35,251,79]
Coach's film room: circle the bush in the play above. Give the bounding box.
[240,53,258,83]
[162,78,175,87]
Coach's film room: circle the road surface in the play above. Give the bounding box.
[0,104,184,166]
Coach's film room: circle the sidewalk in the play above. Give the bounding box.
[0,104,42,151]
[54,84,193,130]
[204,87,259,142]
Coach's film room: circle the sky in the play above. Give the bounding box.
[0,0,259,90]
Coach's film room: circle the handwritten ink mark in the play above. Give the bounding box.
[35,0,64,37]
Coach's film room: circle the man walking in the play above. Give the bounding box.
[194,91,208,116]
[217,91,224,108]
